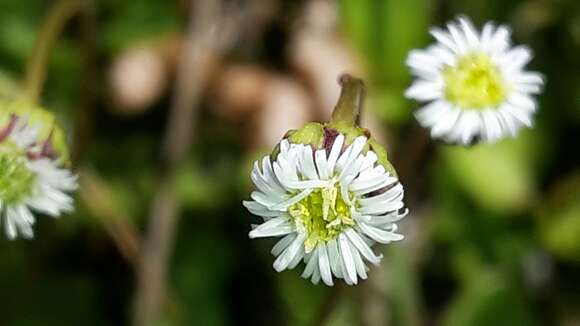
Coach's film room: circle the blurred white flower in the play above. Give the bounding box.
[0,118,77,239]
[244,134,407,286]
[406,16,544,144]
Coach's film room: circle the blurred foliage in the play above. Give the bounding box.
[0,0,578,325]
[340,0,428,123]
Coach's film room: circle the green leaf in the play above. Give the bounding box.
[441,135,536,213]
[537,172,580,262]
[443,270,535,326]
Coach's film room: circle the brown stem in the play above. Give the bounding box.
[132,1,226,325]
[24,0,81,104]
[79,169,141,268]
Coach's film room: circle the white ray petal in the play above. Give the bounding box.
[430,28,458,53]
[431,107,461,138]
[318,244,334,286]
[273,234,305,272]
[327,238,343,278]
[299,145,319,180]
[338,233,357,285]
[302,248,319,279]
[358,223,405,244]
[270,188,313,211]
[326,134,344,173]
[349,243,368,280]
[315,149,330,180]
[447,22,468,54]
[345,228,382,265]
[405,81,443,101]
[458,16,480,49]
[480,23,495,52]
[414,101,453,128]
[249,216,293,238]
[271,233,297,257]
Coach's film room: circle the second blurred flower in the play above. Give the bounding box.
[406,16,543,144]
[0,101,77,239]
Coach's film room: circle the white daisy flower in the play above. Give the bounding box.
[405,16,544,144]
[0,118,77,239]
[244,134,407,286]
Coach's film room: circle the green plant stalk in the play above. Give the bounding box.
[24,0,81,104]
[330,74,365,126]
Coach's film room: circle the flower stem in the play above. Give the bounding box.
[133,0,228,324]
[24,0,81,104]
[330,74,365,126]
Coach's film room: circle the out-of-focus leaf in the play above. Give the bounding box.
[175,159,235,211]
[340,0,427,82]
[386,245,423,326]
[0,16,36,65]
[324,293,358,326]
[378,0,427,84]
[339,0,376,68]
[277,271,327,325]
[537,172,580,262]
[173,231,234,326]
[367,88,409,124]
[441,133,538,213]
[101,0,182,53]
[340,0,427,124]
[443,270,535,326]
[0,11,82,111]
[0,70,22,99]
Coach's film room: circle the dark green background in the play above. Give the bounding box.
[0,0,578,325]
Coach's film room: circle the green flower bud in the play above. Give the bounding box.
[277,74,397,176]
[0,99,71,164]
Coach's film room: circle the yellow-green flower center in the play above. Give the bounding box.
[443,53,507,109]
[289,185,355,253]
[0,143,36,204]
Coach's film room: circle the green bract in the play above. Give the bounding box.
[279,121,397,177]
[273,75,397,177]
[0,143,35,204]
[287,122,325,148]
[0,99,70,164]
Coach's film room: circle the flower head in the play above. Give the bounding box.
[244,75,407,286]
[406,16,544,144]
[0,103,77,239]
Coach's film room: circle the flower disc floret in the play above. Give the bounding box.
[289,185,355,253]
[0,145,36,205]
[444,53,506,109]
